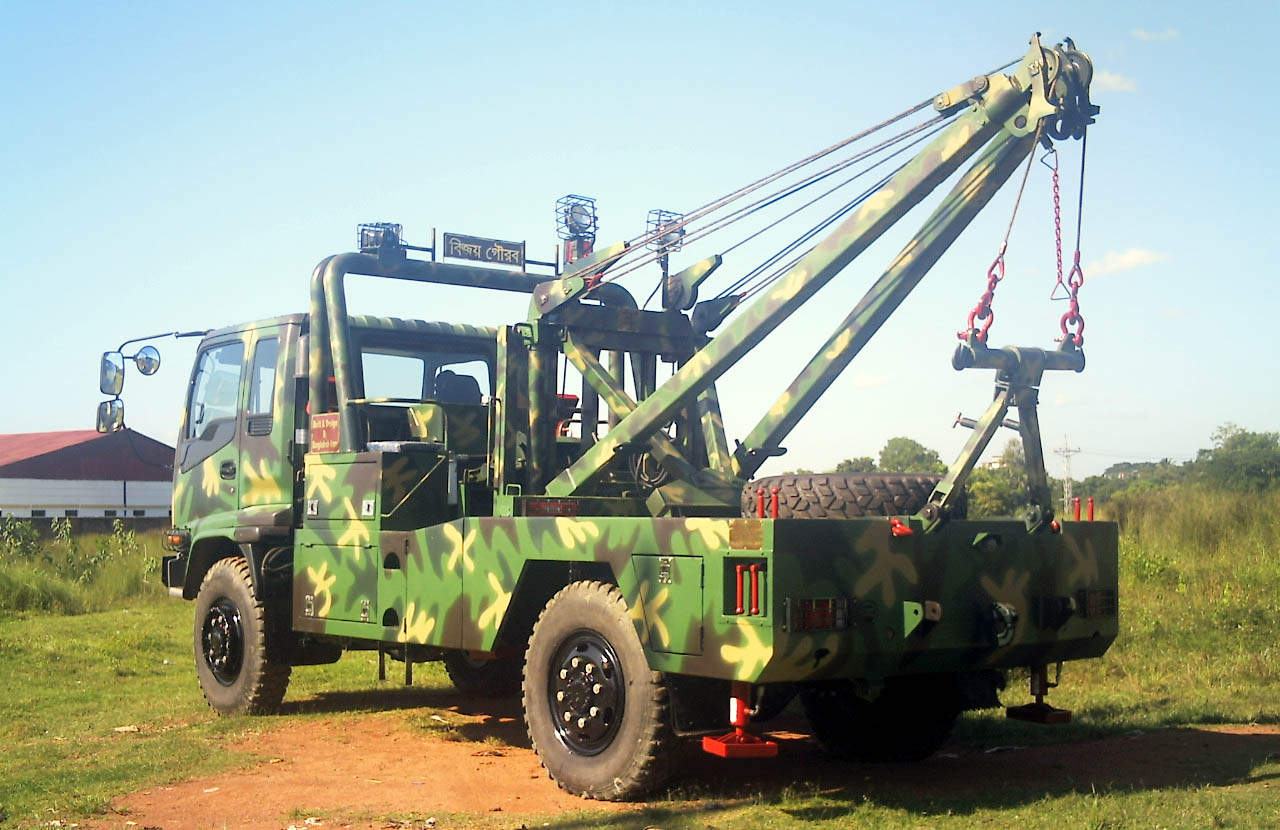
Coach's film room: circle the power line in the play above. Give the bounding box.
[1053,436,1080,505]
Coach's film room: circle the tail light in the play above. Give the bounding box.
[784,597,851,632]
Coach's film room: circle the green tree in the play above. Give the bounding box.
[1193,423,1280,491]
[967,440,1027,517]
[833,457,877,473]
[878,437,945,474]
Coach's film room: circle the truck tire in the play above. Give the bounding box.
[799,675,960,762]
[193,556,291,716]
[742,473,966,519]
[523,581,675,800]
[444,651,523,697]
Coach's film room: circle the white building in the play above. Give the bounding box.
[0,429,173,519]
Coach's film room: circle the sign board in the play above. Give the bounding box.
[442,232,525,269]
[311,413,341,453]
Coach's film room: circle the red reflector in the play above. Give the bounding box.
[787,597,850,631]
[524,499,580,517]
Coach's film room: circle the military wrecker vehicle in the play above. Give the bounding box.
[97,34,1116,799]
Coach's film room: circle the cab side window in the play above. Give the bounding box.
[188,342,245,439]
[247,338,279,416]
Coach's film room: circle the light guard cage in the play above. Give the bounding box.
[358,223,403,254]
[646,209,685,252]
[555,195,597,242]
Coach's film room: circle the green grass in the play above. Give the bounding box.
[0,600,461,826]
[3,488,1280,827]
[0,520,168,615]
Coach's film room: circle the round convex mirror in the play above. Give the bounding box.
[135,345,161,375]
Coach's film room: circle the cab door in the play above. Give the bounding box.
[237,325,297,519]
[173,336,246,533]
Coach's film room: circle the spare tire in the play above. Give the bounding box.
[741,473,966,519]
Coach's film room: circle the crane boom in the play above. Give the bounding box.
[545,34,1090,497]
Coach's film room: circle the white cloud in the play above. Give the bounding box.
[1133,28,1179,41]
[851,372,885,389]
[1093,71,1137,93]
[1085,248,1170,277]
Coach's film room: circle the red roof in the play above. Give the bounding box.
[0,429,174,481]
[0,430,104,468]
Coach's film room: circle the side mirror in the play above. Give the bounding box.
[135,345,161,375]
[96,399,124,433]
[101,352,125,396]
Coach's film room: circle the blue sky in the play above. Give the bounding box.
[1,1,1275,479]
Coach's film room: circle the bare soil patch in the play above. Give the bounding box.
[105,709,1280,829]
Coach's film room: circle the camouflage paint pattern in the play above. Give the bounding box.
[289,499,1117,683]
[173,317,301,564]
[161,36,1114,720]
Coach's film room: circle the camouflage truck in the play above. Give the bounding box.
[96,34,1117,799]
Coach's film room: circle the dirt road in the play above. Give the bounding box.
[104,691,1280,829]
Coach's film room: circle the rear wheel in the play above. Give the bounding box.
[800,675,960,762]
[193,557,290,715]
[523,581,675,800]
[443,651,523,697]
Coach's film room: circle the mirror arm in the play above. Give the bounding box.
[116,329,210,352]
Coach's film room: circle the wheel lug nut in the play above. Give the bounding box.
[577,717,587,728]
[585,663,594,675]
[589,706,599,717]
[559,669,568,679]
[571,657,580,668]
[592,683,603,694]
[563,711,572,723]
[556,691,565,702]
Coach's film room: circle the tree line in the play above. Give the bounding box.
[781,423,1280,517]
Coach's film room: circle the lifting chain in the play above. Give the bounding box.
[958,124,1042,344]
[1046,133,1088,347]
[962,244,1005,343]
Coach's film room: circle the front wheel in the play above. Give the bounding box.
[193,556,290,715]
[523,581,675,800]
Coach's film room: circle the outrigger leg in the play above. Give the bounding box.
[1006,664,1071,724]
[702,681,780,758]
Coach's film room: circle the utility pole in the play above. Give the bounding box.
[1054,436,1080,507]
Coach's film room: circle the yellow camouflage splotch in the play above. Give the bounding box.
[306,460,337,501]
[683,518,728,551]
[399,602,436,643]
[200,457,220,497]
[444,523,475,573]
[853,545,919,606]
[242,458,283,505]
[981,568,1030,606]
[1066,537,1100,586]
[306,562,336,617]
[555,518,600,548]
[720,618,772,680]
[336,498,371,550]
[381,456,419,505]
[477,572,512,631]
[630,580,671,648]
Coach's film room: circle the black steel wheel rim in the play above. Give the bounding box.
[202,597,244,686]
[547,629,625,755]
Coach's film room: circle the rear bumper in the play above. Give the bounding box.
[650,517,1119,684]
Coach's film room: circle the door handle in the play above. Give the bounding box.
[220,461,237,480]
